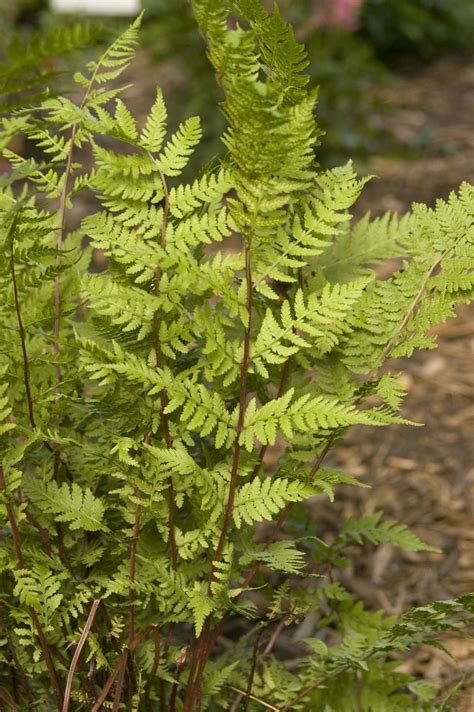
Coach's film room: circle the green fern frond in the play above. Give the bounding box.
[232,0,309,100]
[140,88,168,153]
[188,584,215,636]
[253,277,370,376]
[164,377,237,448]
[169,168,233,219]
[311,467,370,502]
[0,2,472,707]
[24,479,107,532]
[340,512,439,553]
[13,568,64,624]
[233,477,310,527]
[81,14,143,87]
[0,378,14,438]
[242,540,307,574]
[240,389,375,451]
[156,116,202,177]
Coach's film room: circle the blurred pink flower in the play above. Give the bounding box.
[321,0,363,31]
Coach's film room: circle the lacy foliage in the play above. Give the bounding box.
[0,2,473,710]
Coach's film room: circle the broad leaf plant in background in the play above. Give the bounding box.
[0,1,473,710]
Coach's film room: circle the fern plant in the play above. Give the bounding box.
[0,2,473,711]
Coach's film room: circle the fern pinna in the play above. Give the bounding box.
[0,2,473,711]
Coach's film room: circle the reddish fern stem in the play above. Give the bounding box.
[24,510,52,555]
[112,650,129,712]
[26,509,75,578]
[62,599,101,712]
[0,616,34,703]
[237,626,264,712]
[242,437,334,590]
[0,466,62,710]
[144,626,161,707]
[250,356,292,482]
[183,239,254,711]
[90,654,124,712]
[10,199,67,491]
[53,123,78,388]
[10,234,36,429]
[127,167,177,709]
[182,641,200,712]
[90,627,151,711]
[168,668,182,712]
[232,608,287,712]
[187,434,336,699]
[128,502,142,648]
[0,468,24,566]
[0,689,18,711]
[53,67,101,384]
[185,434,334,712]
[210,239,253,584]
[152,306,178,569]
[263,616,287,656]
[152,169,178,570]
[126,498,141,704]
[143,170,178,708]
[185,618,214,712]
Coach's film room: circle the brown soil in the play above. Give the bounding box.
[357,57,474,213]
